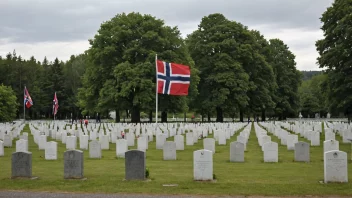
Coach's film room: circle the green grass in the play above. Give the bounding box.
[0,122,352,196]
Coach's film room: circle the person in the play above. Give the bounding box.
[121,131,125,139]
[84,118,88,128]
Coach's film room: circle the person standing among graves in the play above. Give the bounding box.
[84,117,88,128]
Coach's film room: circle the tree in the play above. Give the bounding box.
[187,13,250,122]
[0,84,19,121]
[298,73,328,117]
[244,30,277,121]
[82,12,199,123]
[63,54,87,120]
[316,0,352,121]
[269,39,301,119]
[48,58,66,118]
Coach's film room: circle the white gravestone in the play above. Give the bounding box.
[324,151,348,183]
[126,133,134,147]
[0,140,4,156]
[203,138,215,154]
[116,139,128,158]
[310,132,320,146]
[230,141,244,162]
[4,135,12,147]
[325,132,335,141]
[237,135,247,151]
[45,141,57,160]
[174,135,184,150]
[66,136,77,150]
[137,136,147,152]
[80,135,89,150]
[163,141,176,160]
[294,142,310,162]
[89,140,102,159]
[186,133,194,146]
[16,139,28,152]
[324,140,339,154]
[100,135,109,150]
[263,142,278,162]
[218,132,226,145]
[193,149,213,181]
[156,134,166,149]
[39,135,47,150]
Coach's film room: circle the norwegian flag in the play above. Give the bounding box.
[53,92,59,115]
[24,86,33,108]
[157,60,190,95]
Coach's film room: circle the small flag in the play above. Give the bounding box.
[24,87,33,108]
[53,92,59,115]
[156,60,191,95]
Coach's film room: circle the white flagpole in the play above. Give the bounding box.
[155,54,158,125]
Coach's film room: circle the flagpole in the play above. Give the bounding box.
[54,92,56,122]
[155,54,158,126]
[23,86,26,121]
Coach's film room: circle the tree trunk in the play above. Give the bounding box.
[161,111,167,123]
[184,112,186,122]
[126,109,129,118]
[149,111,153,123]
[115,109,120,123]
[207,113,211,122]
[240,109,244,122]
[131,106,140,123]
[261,109,266,121]
[202,115,204,122]
[216,107,223,122]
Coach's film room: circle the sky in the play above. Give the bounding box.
[0,0,334,71]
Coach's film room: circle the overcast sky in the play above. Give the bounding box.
[0,0,333,71]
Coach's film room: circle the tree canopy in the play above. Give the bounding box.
[316,0,352,121]
[0,11,336,122]
[0,84,18,122]
[78,12,200,123]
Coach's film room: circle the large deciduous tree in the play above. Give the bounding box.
[187,13,250,122]
[316,0,352,121]
[298,73,328,118]
[269,39,301,120]
[241,30,276,121]
[0,84,19,122]
[81,12,199,123]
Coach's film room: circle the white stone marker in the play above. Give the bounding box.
[193,149,213,181]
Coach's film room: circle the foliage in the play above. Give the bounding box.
[298,73,328,117]
[316,0,352,120]
[0,84,19,121]
[269,39,302,119]
[301,71,321,81]
[0,12,309,121]
[0,51,87,120]
[186,13,250,122]
[80,12,199,122]
[145,168,150,178]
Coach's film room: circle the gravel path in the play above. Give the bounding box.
[0,191,346,198]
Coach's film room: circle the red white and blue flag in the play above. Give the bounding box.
[24,86,33,108]
[53,92,58,115]
[157,60,190,95]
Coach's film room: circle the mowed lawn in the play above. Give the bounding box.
[0,122,352,196]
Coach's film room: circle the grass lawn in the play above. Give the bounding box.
[0,122,352,196]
